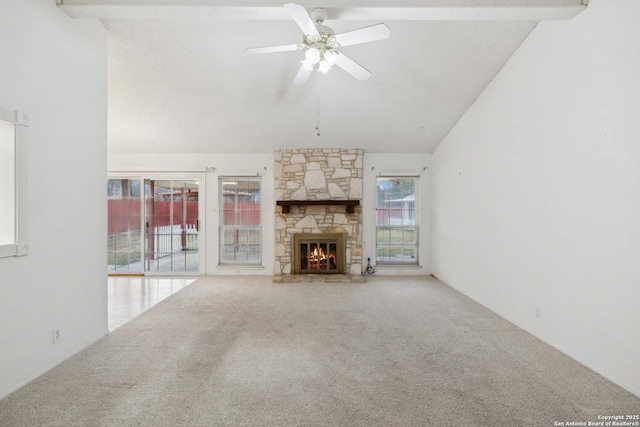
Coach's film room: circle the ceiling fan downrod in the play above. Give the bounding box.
[311,8,328,25]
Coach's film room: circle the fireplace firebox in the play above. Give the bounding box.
[293,233,345,274]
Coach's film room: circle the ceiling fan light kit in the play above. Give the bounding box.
[247,3,390,85]
[300,33,340,73]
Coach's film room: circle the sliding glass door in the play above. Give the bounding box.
[144,178,200,273]
[108,178,143,273]
[108,174,202,274]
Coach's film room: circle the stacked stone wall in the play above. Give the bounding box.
[274,149,363,279]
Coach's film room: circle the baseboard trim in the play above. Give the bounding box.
[0,329,109,401]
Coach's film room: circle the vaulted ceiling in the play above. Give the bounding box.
[59,0,586,154]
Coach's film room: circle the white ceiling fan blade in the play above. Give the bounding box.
[334,23,390,47]
[334,52,371,81]
[293,64,313,85]
[246,44,300,55]
[284,3,319,36]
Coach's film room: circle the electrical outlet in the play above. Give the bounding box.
[53,329,61,343]
[535,307,542,318]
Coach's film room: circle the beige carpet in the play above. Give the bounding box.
[1,276,638,426]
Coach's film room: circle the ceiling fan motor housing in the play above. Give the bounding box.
[315,25,335,36]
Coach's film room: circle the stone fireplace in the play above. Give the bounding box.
[274,149,363,282]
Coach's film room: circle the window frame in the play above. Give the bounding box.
[0,107,29,259]
[218,177,262,266]
[375,176,419,265]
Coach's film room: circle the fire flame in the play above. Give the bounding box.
[310,246,336,265]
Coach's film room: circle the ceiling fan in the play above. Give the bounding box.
[246,3,390,85]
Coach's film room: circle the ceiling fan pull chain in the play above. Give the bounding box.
[315,77,321,137]
[316,94,321,137]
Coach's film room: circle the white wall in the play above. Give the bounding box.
[432,0,640,396]
[363,153,432,275]
[108,153,274,275]
[0,0,108,399]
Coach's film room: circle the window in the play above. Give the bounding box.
[219,178,261,264]
[0,107,29,258]
[376,177,418,264]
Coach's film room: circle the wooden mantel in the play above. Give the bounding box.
[276,200,360,214]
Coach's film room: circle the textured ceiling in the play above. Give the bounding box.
[77,2,583,154]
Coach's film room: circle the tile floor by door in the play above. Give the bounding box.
[108,276,197,331]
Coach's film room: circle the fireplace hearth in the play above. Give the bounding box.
[293,233,345,274]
